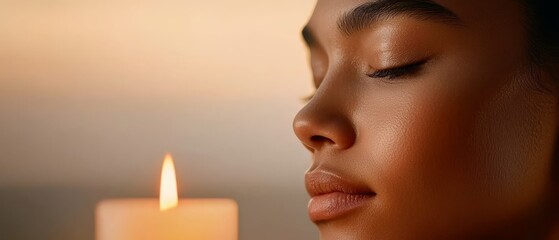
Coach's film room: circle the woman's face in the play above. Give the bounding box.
[293,0,559,239]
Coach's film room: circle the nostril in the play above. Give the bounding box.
[310,135,334,145]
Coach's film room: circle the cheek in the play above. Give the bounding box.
[352,58,558,237]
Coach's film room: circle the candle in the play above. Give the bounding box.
[96,154,238,240]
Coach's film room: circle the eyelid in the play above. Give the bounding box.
[303,58,431,102]
[367,59,429,80]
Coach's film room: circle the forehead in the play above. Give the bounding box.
[306,0,526,46]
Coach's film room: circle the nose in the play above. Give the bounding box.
[293,100,356,152]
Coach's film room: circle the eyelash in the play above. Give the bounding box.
[303,60,428,102]
[366,60,427,80]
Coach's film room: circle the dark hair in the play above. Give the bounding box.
[522,0,559,91]
[523,1,559,190]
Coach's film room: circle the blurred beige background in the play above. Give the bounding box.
[0,0,317,239]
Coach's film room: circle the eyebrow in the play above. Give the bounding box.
[302,0,463,47]
[339,0,464,35]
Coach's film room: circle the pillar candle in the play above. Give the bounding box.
[95,154,238,240]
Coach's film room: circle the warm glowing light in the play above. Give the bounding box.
[159,153,178,211]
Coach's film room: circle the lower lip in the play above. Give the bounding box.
[308,192,374,222]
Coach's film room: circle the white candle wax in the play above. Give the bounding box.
[96,199,238,240]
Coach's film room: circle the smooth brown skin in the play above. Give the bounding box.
[293,0,559,239]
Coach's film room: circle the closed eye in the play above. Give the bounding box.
[367,59,428,80]
[303,59,429,102]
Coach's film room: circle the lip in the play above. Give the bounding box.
[305,170,375,222]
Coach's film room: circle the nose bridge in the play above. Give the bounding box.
[293,66,357,152]
[312,54,357,111]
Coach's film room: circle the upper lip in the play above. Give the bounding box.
[305,169,375,197]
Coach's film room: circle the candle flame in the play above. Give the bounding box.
[159,153,178,211]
